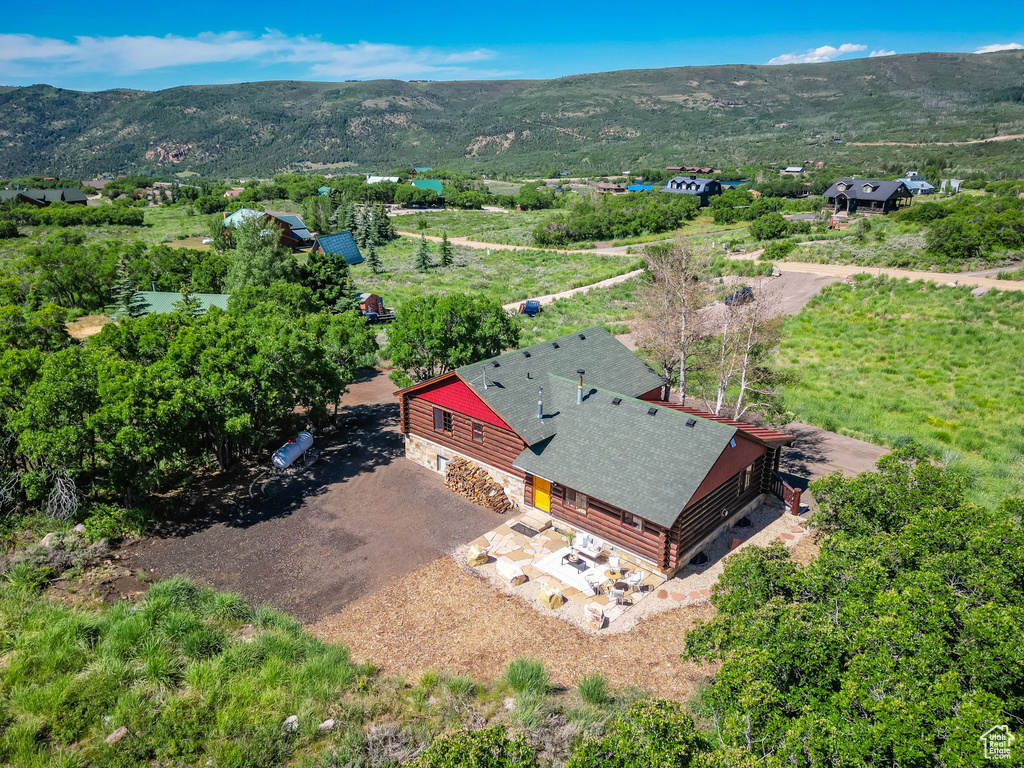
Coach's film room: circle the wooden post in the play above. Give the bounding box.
[791,488,801,516]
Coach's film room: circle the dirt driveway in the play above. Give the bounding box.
[122,371,499,623]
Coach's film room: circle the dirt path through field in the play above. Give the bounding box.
[848,133,1024,147]
[501,268,647,311]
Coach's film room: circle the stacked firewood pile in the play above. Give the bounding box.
[444,457,517,515]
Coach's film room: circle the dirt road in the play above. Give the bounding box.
[849,133,1024,147]
[775,261,1024,292]
[501,268,646,311]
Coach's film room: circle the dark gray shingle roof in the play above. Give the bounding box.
[512,376,737,527]
[455,326,664,445]
[823,178,908,202]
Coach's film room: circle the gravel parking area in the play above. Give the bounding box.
[122,371,499,623]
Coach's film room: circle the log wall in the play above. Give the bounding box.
[404,396,527,478]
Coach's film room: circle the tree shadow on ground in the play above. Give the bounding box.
[146,399,403,539]
[778,426,832,491]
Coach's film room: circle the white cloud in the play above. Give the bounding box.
[974,42,1024,54]
[869,49,897,58]
[0,31,507,82]
[767,43,867,66]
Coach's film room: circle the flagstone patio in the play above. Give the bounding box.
[464,499,810,632]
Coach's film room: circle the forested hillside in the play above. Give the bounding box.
[2,51,1024,177]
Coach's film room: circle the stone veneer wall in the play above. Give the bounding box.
[404,434,526,507]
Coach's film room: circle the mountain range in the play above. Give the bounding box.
[1,51,1023,178]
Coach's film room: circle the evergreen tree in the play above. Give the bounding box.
[303,249,353,311]
[415,235,433,272]
[373,203,396,243]
[173,281,203,318]
[439,231,454,267]
[114,253,147,318]
[340,202,356,233]
[355,207,371,248]
[366,242,383,275]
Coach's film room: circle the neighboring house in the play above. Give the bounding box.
[411,179,444,196]
[0,188,88,206]
[413,167,433,173]
[82,180,108,191]
[222,208,312,250]
[660,176,723,205]
[783,166,805,175]
[114,291,230,318]
[900,172,936,195]
[667,165,714,174]
[595,183,626,194]
[627,184,654,192]
[355,292,385,315]
[822,179,912,215]
[310,231,365,265]
[395,327,796,577]
[941,179,963,194]
[317,186,333,196]
[366,175,400,184]
[223,188,245,198]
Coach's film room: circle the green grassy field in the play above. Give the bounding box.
[0,576,625,768]
[351,235,643,308]
[778,277,1024,506]
[516,278,645,345]
[391,209,551,245]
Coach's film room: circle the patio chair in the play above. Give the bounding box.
[608,588,627,606]
[624,570,646,594]
[608,554,621,572]
[584,573,603,596]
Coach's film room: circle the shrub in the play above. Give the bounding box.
[444,675,478,698]
[748,212,789,241]
[502,658,549,696]
[576,673,609,705]
[0,221,18,239]
[567,699,708,768]
[412,727,537,768]
[82,504,149,542]
[5,562,55,592]
[761,240,796,260]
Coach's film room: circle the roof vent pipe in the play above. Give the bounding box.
[576,369,585,405]
[537,386,543,420]
[482,365,488,390]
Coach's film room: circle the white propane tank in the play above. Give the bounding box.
[272,431,314,469]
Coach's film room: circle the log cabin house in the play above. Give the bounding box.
[395,327,796,578]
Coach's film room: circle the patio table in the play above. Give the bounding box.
[604,569,623,581]
[561,554,588,573]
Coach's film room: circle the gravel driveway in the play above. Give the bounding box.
[122,371,499,623]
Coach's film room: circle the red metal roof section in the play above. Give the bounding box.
[649,402,796,447]
[412,376,512,431]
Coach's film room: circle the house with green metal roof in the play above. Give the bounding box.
[112,291,230,318]
[411,179,444,196]
[395,327,797,577]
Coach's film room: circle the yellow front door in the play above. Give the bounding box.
[533,477,551,512]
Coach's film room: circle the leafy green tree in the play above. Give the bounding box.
[224,215,298,291]
[439,232,454,267]
[384,294,519,386]
[365,242,383,274]
[684,447,1024,767]
[302,248,354,311]
[415,235,434,272]
[748,212,789,240]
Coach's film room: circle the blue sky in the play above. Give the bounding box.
[3,1,1023,91]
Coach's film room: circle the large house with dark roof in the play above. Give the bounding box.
[395,327,796,577]
[823,178,912,215]
[0,188,88,207]
[659,176,722,205]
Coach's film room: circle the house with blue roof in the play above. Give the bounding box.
[310,230,364,266]
[627,184,654,192]
[899,172,936,195]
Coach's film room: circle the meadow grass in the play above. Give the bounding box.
[516,277,644,345]
[351,235,643,308]
[392,209,551,245]
[501,658,550,696]
[778,276,1024,506]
